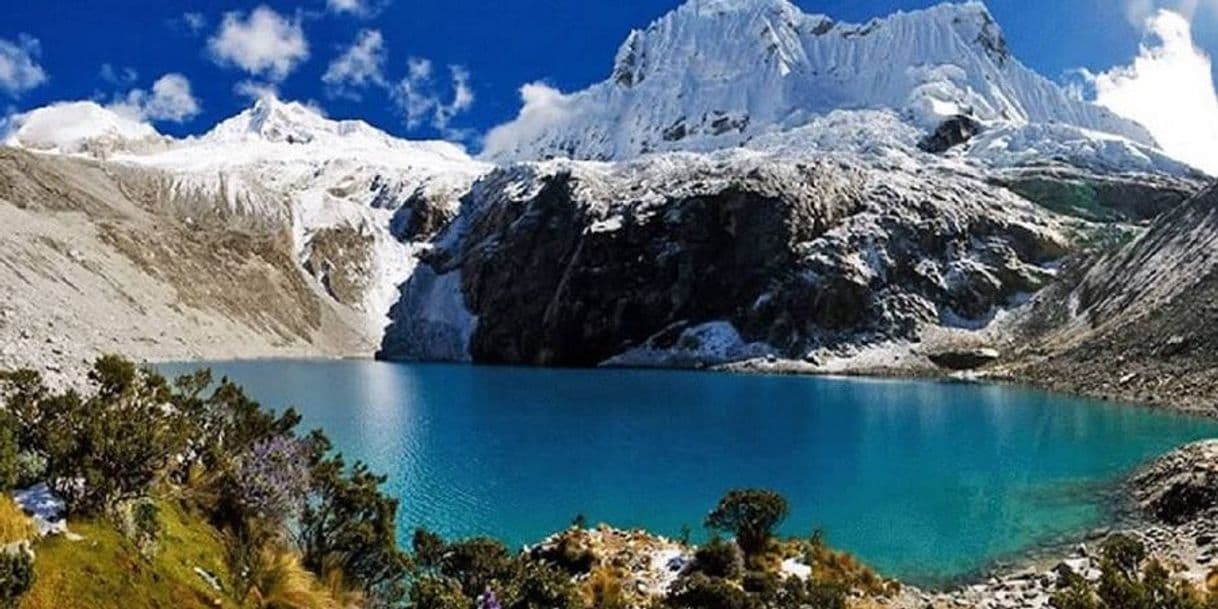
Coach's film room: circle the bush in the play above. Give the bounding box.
[692,536,743,579]
[0,420,16,492]
[1050,534,1207,609]
[582,566,628,609]
[0,550,33,609]
[705,490,789,558]
[229,435,312,529]
[666,573,755,609]
[299,456,411,607]
[116,498,163,559]
[6,356,192,515]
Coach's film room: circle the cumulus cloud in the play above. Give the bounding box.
[322,29,386,98]
[388,58,475,134]
[1089,10,1218,174]
[208,6,309,82]
[482,82,574,158]
[3,101,160,152]
[0,34,48,98]
[109,73,202,123]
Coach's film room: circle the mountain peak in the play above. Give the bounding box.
[486,0,1152,162]
[205,96,363,145]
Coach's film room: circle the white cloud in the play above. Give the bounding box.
[0,34,48,98]
[328,0,365,14]
[99,64,138,86]
[1123,0,1218,25]
[482,82,574,158]
[208,6,309,82]
[389,58,476,133]
[234,79,280,102]
[109,73,201,123]
[326,0,389,17]
[183,12,207,33]
[1090,10,1218,174]
[3,101,160,152]
[322,29,386,98]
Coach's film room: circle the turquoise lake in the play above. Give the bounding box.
[159,359,1218,586]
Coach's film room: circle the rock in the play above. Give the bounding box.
[928,348,1001,371]
[919,115,983,153]
[1130,441,1218,525]
[1053,558,1091,579]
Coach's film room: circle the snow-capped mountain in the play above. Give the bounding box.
[4,97,490,335]
[484,0,1155,162]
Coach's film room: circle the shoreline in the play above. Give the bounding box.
[4,338,1216,605]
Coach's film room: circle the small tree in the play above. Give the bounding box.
[704,489,789,558]
[36,356,190,515]
[300,455,411,606]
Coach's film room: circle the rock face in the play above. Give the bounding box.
[919,115,982,153]
[382,152,1068,366]
[1130,441,1218,525]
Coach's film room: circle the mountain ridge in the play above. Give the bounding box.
[484,0,1158,162]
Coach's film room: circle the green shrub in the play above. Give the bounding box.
[0,420,17,492]
[666,573,755,609]
[299,456,411,607]
[692,537,743,579]
[0,549,34,609]
[705,490,789,559]
[1050,534,1207,609]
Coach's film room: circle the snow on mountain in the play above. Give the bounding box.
[99,97,492,334]
[483,0,1157,163]
[2,101,167,154]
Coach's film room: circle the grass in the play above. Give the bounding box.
[18,499,241,609]
[0,497,35,545]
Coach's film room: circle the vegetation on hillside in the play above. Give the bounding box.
[0,356,408,609]
[1050,535,1218,609]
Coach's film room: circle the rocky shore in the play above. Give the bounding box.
[892,441,1218,609]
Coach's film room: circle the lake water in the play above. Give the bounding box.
[159,359,1218,586]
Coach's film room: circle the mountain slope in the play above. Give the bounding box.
[1006,185,1218,414]
[0,147,371,379]
[484,0,1154,162]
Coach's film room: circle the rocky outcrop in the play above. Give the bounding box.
[382,152,1069,366]
[927,347,1000,371]
[919,115,982,153]
[1130,441,1218,525]
[994,166,1203,222]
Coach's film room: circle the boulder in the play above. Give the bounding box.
[928,348,1001,371]
[1129,441,1218,525]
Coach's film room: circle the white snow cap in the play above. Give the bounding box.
[483,0,1155,162]
[3,101,161,153]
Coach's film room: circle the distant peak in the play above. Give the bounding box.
[680,0,798,15]
[206,96,357,145]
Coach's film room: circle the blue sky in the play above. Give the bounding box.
[2,0,1216,146]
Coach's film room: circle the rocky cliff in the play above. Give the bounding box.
[381,152,1068,366]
